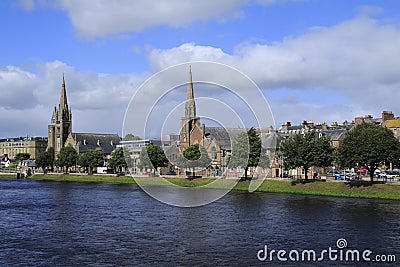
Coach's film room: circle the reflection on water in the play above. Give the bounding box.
[0,178,399,266]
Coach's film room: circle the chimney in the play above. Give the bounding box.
[364,115,372,120]
[382,111,394,122]
[281,122,291,132]
[354,116,364,126]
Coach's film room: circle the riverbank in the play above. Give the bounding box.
[0,173,16,178]
[2,173,400,200]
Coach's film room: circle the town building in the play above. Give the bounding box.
[178,67,283,177]
[381,111,400,140]
[64,133,120,156]
[0,136,48,160]
[47,75,72,156]
[118,135,179,175]
[47,76,120,158]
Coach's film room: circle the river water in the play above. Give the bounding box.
[0,178,399,266]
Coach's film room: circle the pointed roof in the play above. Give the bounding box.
[59,74,69,112]
[187,65,194,100]
[185,66,196,118]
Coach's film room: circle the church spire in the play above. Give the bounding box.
[60,73,68,112]
[185,65,196,117]
[187,65,194,100]
[180,65,200,149]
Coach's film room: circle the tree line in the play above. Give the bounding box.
[280,123,400,181]
[36,147,127,174]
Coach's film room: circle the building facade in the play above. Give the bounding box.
[0,137,48,160]
[64,133,120,156]
[178,67,280,177]
[47,76,121,160]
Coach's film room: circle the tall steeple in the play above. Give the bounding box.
[59,73,69,113]
[185,65,196,118]
[180,66,201,150]
[47,75,72,155]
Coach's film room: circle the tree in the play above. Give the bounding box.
[138,144,168,175]
[55,146,78,173]
[36,150,54,173]
[78,150,104,175]
[108,147,127,173]
[258,150,271,170]
[229,127,262,180]
[336,123,400,182]
[123,134,142,141]
[15,152,30,162]
[180,144,211,179]
[280,131,334,179]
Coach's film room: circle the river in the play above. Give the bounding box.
[0,178,399,266]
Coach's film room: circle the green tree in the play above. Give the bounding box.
[55,146,78,173]
[15,152,30,162]
[36,150,54,173]
[229,127,262,180]
[123,134,142,141]
[280,131,334,179]
[138,144,168,175]
[108,147,127,173]
[78,150,104,175]
[336,123,400,182]
[180,144,211,179]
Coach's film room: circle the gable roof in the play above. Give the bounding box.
[260,132,286,150]
[383,119,400,128]
[319,129,347,141]
[204,127,245,150]
[72,133,120,154]
[204,126,286,151]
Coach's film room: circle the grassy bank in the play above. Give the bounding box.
[29,173,137,184]
[0,173,16,178]
[2,173,400,200]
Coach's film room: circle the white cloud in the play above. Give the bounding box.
[53,0,247,37]
[0,66,38,109]
[0,61,147,138]
[148,16,400,124]
[18,0,306,36]
[150,17,400,90]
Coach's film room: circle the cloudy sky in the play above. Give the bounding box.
[1,0,400,139]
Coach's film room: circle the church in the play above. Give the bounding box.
[178,67,283,177]
[47,76,120,157]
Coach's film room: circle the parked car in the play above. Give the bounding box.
[342,171,356,180]
[374,169,383,178]
[327,170,340,175]
[380,171,398,180]
[280,173,293,178]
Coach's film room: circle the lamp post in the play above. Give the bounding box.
[221,149,226,177]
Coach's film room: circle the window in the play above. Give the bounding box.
[211,147,217,160]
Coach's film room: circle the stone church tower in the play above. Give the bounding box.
[47,75,72,155]
[180,66,202,150]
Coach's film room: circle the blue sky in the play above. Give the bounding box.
[1,0,400,138]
